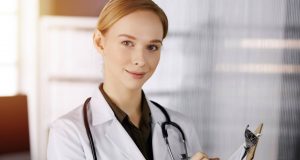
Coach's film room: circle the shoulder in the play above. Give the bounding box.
[47,105,87,159]
[149,100,194,128]
[165,107,195,127]
[49,104,84,134]
[48,104,86,148]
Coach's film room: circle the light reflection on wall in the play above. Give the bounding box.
[216,64,300,74]
[0,1,19,96]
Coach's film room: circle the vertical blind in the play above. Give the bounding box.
[146,0,300,159]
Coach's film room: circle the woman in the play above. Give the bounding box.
[47,0,219,159]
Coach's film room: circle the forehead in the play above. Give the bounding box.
[105,10,164,41]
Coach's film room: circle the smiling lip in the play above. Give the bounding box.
[126,70,146,79]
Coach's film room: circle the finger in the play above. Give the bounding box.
[200,154,209,160]
[209,158,220,160]
[191,152,207,160]
[198,152,208,158]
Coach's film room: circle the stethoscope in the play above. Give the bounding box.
[83,97,189,160]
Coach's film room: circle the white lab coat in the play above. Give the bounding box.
[47,89,202,160]
[47,88,247,160]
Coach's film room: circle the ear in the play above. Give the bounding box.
[93,29,105,54]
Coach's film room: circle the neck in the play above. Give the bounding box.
[102,81,142,117]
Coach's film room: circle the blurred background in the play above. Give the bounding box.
[0,0,299,159]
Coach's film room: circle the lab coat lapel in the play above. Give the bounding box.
[105,120,145,160]
[90,89,114,126]
[152,123,170,160]
[90,88,145,160]
[147,98,170,160]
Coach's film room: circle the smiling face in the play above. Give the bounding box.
[94,10,164,91]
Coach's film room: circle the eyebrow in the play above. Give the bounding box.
[118,34,163,45]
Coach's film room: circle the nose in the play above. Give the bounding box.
[131,48,145,67]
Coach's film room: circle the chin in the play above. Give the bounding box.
[122,80,145,91]
[121,75,151,91]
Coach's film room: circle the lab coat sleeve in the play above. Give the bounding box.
[47,119,85,160]
[187,124,246,160]
[186,118,202,156]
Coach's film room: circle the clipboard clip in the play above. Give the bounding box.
[241,124,263,160]
[244,125,261,149]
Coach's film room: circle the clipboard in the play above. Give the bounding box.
[246,123,263,160]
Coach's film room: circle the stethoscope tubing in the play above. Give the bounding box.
[83,97,188,160]
[83,97,97,160]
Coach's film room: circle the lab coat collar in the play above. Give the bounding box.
[105,118,145,159]
[89,88,170,159]
[90,88,115,126]
[146,97,167,124]
[88,88,150,159]
[90,88,167,126]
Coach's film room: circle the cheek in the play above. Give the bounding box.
[148,54,160,70]
[104,46,129,66]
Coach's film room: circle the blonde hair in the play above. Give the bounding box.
[97,0,168,39]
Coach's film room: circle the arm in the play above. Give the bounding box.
[47,119,86,160]
[227,145,246,160]
[187,119,219,160]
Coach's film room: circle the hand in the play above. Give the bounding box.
[191,152,220,160]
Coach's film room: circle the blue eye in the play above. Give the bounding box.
[147,45,159,51]
[121,40,134,47]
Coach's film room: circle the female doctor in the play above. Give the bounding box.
[47,0,219,160]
